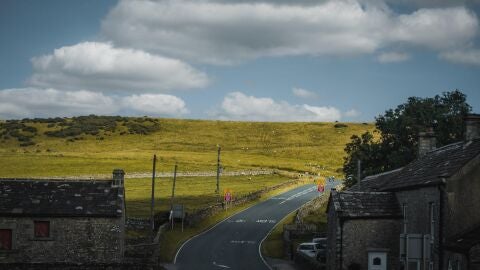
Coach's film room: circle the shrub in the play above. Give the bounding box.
[334,123,348,128]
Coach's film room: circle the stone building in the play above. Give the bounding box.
[326,114,480,270]
[0,169,126,266]
[326,191,402,269]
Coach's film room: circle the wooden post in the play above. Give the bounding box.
[171,163,177,208]
[170,163,177,230]
[150,154,157,239]
[216,145,221,193]
[357,159,361,189]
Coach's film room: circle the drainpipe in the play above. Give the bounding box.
[340,219,344,270]
[438,184,445,270]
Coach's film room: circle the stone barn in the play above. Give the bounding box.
[0,169,126,266]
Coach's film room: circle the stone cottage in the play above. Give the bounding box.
[326,114,480,270]
[0,169,126,266]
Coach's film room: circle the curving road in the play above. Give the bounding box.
[171,181,340,270]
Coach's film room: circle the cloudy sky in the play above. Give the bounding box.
[1,0,480,122]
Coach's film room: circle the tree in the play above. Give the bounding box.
[343,90,471,187]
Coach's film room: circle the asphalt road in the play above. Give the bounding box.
[172,181,340,270]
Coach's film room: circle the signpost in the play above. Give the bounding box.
[224,189,233,210]
[317,177,326,193]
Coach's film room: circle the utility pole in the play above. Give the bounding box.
[150,154,157,239]
[216,145,221,194]
[171,163,177,208]
[357,159,362,189]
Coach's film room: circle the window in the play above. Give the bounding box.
[34,221,50,238]
[0,229,12,250]
[373,257,382,265]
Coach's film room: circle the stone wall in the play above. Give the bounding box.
[395,186,441,270]
[342,218,401,270]
[445,155,480,239]
[326,203,340,270]
[186,179,300,225]
[0,217,124,264]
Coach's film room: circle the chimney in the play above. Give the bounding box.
[418,128,436,157]
[112,169,125,187]
[465,114,480,141]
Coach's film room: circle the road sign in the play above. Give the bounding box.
[224,189,233,210]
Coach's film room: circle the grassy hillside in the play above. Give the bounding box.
[0,116,374,178]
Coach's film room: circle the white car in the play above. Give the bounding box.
[296,242,322,258]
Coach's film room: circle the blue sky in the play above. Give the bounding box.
[1,0,480,122]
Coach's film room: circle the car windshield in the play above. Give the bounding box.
[300,245,314,250]
[315,243,322,249]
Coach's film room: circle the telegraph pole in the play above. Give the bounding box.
[171,163,177,208]
[357,159,362,189]
[216,145,221,193]
[150,154,157,238]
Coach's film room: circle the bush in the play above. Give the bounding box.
[334,123,348,128]
[19,141,35,147]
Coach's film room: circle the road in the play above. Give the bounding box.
[172,181,340,270]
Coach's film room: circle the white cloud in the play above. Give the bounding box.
[218,92,341,121]
[0,88,189,119]
[377,52,410,63]
[440,48,480,66]
[292,87,318,99]
[122,94,188,115]
[28,42,209,93]
[344,109,361,118]
[101,0,478,64]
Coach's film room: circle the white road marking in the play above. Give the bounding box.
[227,219,246,223]
[278,186,316,205]
[230,240,256,244]
[213,261,231,268]
[256,219,276,224]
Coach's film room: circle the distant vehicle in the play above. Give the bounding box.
[296,242,322,258]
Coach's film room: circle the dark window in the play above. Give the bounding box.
[0,229,12,250]
[34,221,50,238]
[373,257,382,265]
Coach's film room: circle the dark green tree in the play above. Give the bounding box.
[343,90,471,187]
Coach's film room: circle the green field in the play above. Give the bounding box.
[125,174,294,217]
[0,117,374,178]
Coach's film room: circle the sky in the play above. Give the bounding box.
[1,0,480,122]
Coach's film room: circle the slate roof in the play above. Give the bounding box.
[330,190,402,219]
[380,139,480,191]
[0,179,124,217]
[348,168,403,192]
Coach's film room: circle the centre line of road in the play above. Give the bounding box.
[213,261,231,268]
[278,186,317,205]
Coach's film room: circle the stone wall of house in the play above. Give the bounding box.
[0,217,124,264]
[445,154,480,239]
[341,218,401,270]
[326,204,340,270]
[395,186,441,270]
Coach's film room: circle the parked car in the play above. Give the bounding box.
[312,238,327,262]
[296,242,322,259]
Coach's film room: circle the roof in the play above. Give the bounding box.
[348,168,403,192]
[330,190,402,219]
[381,139,480,191]
[0,179,124,217]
